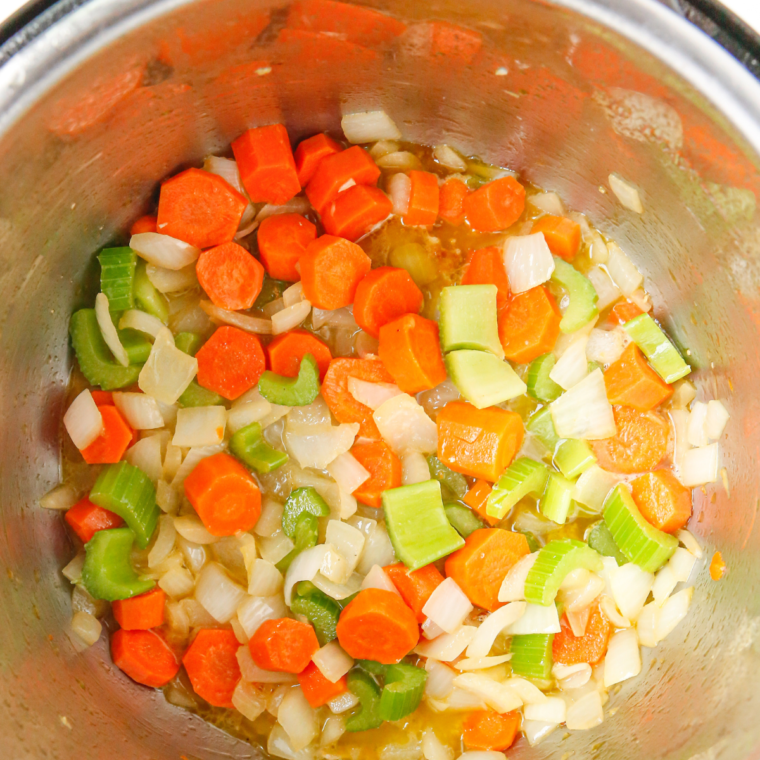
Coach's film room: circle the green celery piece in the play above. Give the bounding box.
[382,480,464,571]
[254,277,290,309]
[587,521,628,565]
[346,670,383,732]
[357,660,388,676]
[550,256,598,334]
[526,354,563,402]
[282,487,330,537]
[487,458,549,520]
[623,313,691,383]
[276,512,318,572]
[526,407,560,454]
[178,380,225,408]
[89,462,159,549]
[70,309,141,390]
[540,473,574,525]
[118,328,152,365]
[554,439,596,479]
[99,247,137,313]
[175,331,204,356]
[258,354,320,407]
[510,634,554,680]
[587,360,602,374]
[524,539,603,606]
[133,260,169,324]
[379,663,427,721]
[439,284,504,357]
[444,503,486,538]
[603,485,678,572]
[82,528,155,601]
[231,421,288,473]
[445,350,527,409]
[427,455,468,500]
[290,582,341,645]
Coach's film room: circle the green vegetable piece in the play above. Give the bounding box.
[526,407,560,454]
[550,256,598,334]
[444,503,486,538]
[89,462,159,549]
[230,421,289,473]
[258,354,320,407]
[82,527,155,601]
[587,521,628,565]
[623,313,691,383]
[282,487,330,538]
[175,331,204,356]
[524,539,603,606]
[133,260,169,324]
[70,309,141,390]
[346,670,383,732]
[99,247,137,313]
[178,380,225,408]
[445,350,526,409]
[603,485,678,572]
[254,277,289,309]
[379,663,427,721]
[427,455,468,500]
[510,634,554,680]
[540,473,575,525]
[487,458,549,520]
[276,512,318,572]
[290,583,341,645]
[382,480,465,571]
[554,439,596,479]
[526,353,563,402]
[357,660,388,676]
[521,531,541,553]
[118,328,152,365]
[439,284,504,357]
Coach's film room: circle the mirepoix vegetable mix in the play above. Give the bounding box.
[46,102,731,759]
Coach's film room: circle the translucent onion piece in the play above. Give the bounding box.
[600,594,630,628]
[283,281,304,308]
[458,753,507,760]
[238,645,298,684]
[549,334,589,390]
[255,499,285,538]
[466,602,526,658]
[610,563,655,621]
[321,715,346,747]
[361,564,399,594]
[417,379,461,416]
[550,369,616,440]
[264,298,286,318]
[70,611,102,649]
[284,422,359,470]
[278,687,317,751]
[325,520,365,576]
[422,729,453,760]
[669,546,697,583]
[402,451,432,485]
[586,267,620,310]
[63,553,85,583]
[676,528,703,559]
[566,690,604,730]
[706,400,730,440]
[687,401,709,447]
[414,625,477,661]
[507,602,561,635]
[328,691,360,714]
[355,521,396,575]
[95,293,129,366]
[194,563,247,622]
[40,483,79,511]
[572,466,619,513]
[563,573,605,614]
[64,389,104,450]
[272,300,312,335]
[433,144,467,171]
[172,406,226,447]
[528,191,564,216]
[552,663,592,690]
[148,515,177,568]
[204,155,245,195]
[603,628,641,687]
[312,641,354,683]
[606,242,643,296]
[452,674,523,714]
[177,536,207,574]
[656,586,692,641]
[498,553,538,603]
[119,308,165,337]
[284,545,329,605]
[524,697,566,724]
[651,565,678,606]
[424,660,456,699]
[320,545,350,585]
[158,567,195,598]
[370,139,400,158]
[503,233,555,294]
[628,288,652,312]
[347,377,403,410]
[523,721,558,747]
[681,444,719,486]
[342,110,401,143]
[139,328,198,405]
[422,578,473,634]
[327,452,370,494]
[238,595,287,638]
[147,263,198,293]
[233,679,267,721]
[422,618,445,640]
[130,232,200,270]
[373,393,437,455]
[156,479,180,514]
[609,174,644,213]
[256,196,312,223]
[454,655,513,672]
[508,678,551,705]
[586,328,629,366]
[201,299,273,334]
[311,306,356,330]
[113,392,164,430]
[388,172,411,215]
[259,532,296,566]
[248,559,284,597]
[311,572,363,601]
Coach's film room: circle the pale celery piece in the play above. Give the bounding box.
[540,473,575,525]
[550,256,599,334]
[445,350,526,409]
[510,633,554,680]
[554,439,596,479]
[526,407,560,453]
[487,458,549,520]
[526,354,563,402]
[439,284,504,357]
[623,313,691,383]
[524,539,603,606]
[99,247,137,313]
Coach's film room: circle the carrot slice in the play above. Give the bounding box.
[111,629,180,688]
[463,480,499,526]
[306,146,381,213]
[196,241,265,311]
[130,215,157,235]
[552,602,611,665]
[437,401,524,482]
[463,710,521,751]
[498,286,561,364]
[604,343,673,412]
[266,329,332,381]
[384,562,444,623]
[607,301,643,327]
[438,177,469,225]
[463,176,525,232]
[709,551,726,581]
[532,215,581,262]
[300,235,372,309]
[298,661,348,707]
[112,588,166,631]
[81,405,134,464]
[404,171,439,227]
[65,496,124,543]
[322,358,395,439]
[322,185,392,241]
[257,213,317,282]
[631,470,692,533]
[183,628,242,708]
[351,441,402,507]
[590,405,669,474]
[461,247,510,311]
[231,124,301,205]
[184,452,262,536]
[156,168,248,249]
[294,133,342,186]
[378,313,446,394]
[354,266,424,338]
[90,390,114,406]
[195,325,265,400]
[336,588,419,664]
[445,528,530,611]
[249,618,319,673]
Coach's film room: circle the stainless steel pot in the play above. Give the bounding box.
[1,0,759,758]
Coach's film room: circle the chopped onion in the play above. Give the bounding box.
[361,564,399,595]
[70,611,102,649]
[417,379,461,417]
[63,553,85,582]
[238,646,297,684]
[355,521,396,575]
[507,602,561,635]
[681,443,719,486]
[528,191,564,216]
[422,729,452,760]
[328,691,360,714]
[284,545,329,605]
[119,308,165,337]
[628,288,652,312]
[670,380,697,410]
[656,586,692,641]
[610,563,654,621]
[172,406,226,447]
[422,578,473,634]
[327,452,370,494]
[285,421,359,470]
[312,641,354,683]
[248,559,284,597]
[139,328,197,405]
[282,282,304,308]
[433,145,467,172]
[687,401,708,447]
[40,483,79,511]
[157,400,178,427]
[563,573,605,614]
[669,408,691,479]
[238,595,287,638]
[325,520,365,576]
[553,663,592,690]
[228,393,272,434]
[466,602,526,658]
[566,690,604,730]
[609,173,644,213]
[586,328,629,366]
[255,499,285,538]
[523,721,558,747]
[233,680,267,721]
[498,553,538,603]
[603,628,641,687]
[342,110,401,143]
[424,660,456,698]
[551,369,616,440]
[278,687,317,751]
[706,400,730,440]
[639,603,662,646]
[606,242,643,295]
[377,151,421,170]
[524,696,566,724]
[113,392,164,430]
[586,267,620,310]
[158,566,195,598]
[201,299,273,334]
[347,377,403,410]
[415,625,477,661]
[257,532,293,567]
[676,528,702,559]
[177,536,207,574]
[256,196,312,223]
[402,451,432,485]
[311,306,356,330]
[147,263,198,293]
[373,393,437,455]
[264,298,286,318]
[130,232,200,270]
[312,571,363,601]
[321,715,346,747]
[572,466,619,512]
[651,565,678,606]
[388,172,411,215]
[452,674,522,714]
[148,515,177,568]
[587,229,609,265]
[321,547,349,585]
[273,299,312,335]
[203,155,245,195]
[370,139,400,158]
[64,389,103,450]
[194,562,247,622]
[600,593,630,628]
[455,655,513,672]
[156,480,180,514]
[338,488,358,520]
[95,293,129,366]
[429,689,487,712]
[669,546,697,583]
[171,444,224,488]
[549,334,589,390]
[503,233,555,294]
[422,618,445,640]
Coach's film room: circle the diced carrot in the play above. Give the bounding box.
[384,563,444,623]
[463,176,525,232]
[403,171,439,227]
[130,215,157,235]
[463,710,521,751]
[438,177,469,225]
[111,629,180,688]
[631,470,692,533]
[463,480,499,526]
[378,314,446,394]
[427,20,482,63]
[591,405,669,474]
[607,301,643,326]
[249,618,319,673]
[351,441,402,507]
[532,215,581,262]
[300,235,372,309]
[184,452,261,536]
[322,185,393,241]
[231,124,301,205]
[498,286,561,364]
[195,325,265,400]
[306,146,380,213]
[445,528,530,611]
[461,247,510,311]
[322,358,395,439]
[65,496,124,543]
[298,661,348,708]
[257,213,317,282]
[183,628,241,708]
[266,329,332,381]
[604,343,673,412]
[552,602,611,665]
[90,390,114,406]
[156,168,248,249]
[437,401,524,482]
[196,241,265,311]
[354,266,424,338]
[709,551,726,581]
[336,588,419,664]
[294,133,342,186]
[80,405,133,464]
[112,588,166,631]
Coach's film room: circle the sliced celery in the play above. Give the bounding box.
[526,353,563,402]
[382,480,465,571]
[526,407,560,454]
[487,458,549,520]
[290,581,341,645]
[276,512,318,572]
[118,328,152,365]
[178,380,225,408]
[175,331,204,356]
[346,670,383,732]
[554,439,596,479]
[357,659,388,676]
[603,485,678,572]
[282,487,330,538]
[550,257,598,334]
[428,455,468,500]
[510,633,554,680]
[99,247,137,313]
[623,313,691,383]
[134,260,169,324]
[445,503,486,538]
[445,350,526,409]
[439,284,504,357]
[230,421,288,473]
[379,663,427,721]
[540,473,574,525]
[524,539,603,606]
[258,354,320,407]
[587,521,628,565]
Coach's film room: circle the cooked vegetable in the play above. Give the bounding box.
[112,588,165,631]
[550,256,598,333]
[276,512,319,572]
[99,247,137,312]
[460,246,510,311]
[182,629,241,708]
[439,284,504,357]
[510,633,554,680]
[134,260,170,324]
[258,354,320,407]
[230,421,289,473]
[111,629,180,688]
[257,213,317,282]
[444,504,486,538]
[378,663,427,721]
[463,176,525,232]
[306,146,380,213]
[65,497,124,544]
[623,313,691,383]
[351,441,402,507]
[345,669,383,732]
[532,215,581,261]
[383,562,444,623]
[282,487,331,537]
[323,184,393,241]
[446,350,527,409]
[540,473,574,525]
[249,617,320,673]
[526,353,563,402]
[294,133,342,186]
[553,439,596,480]
[267,330,332,381]
[604,343,673,411]
[427,455,468,500]
[291,581,342,646]
[487,458,549,521]
[463,710,521,751]
[524,539,603,606]
[630,470,692,533]
[298,661,349,707]
[196,242,265,311]
[591,405,668,474]
[438,177,469,225]
[552,603,611,665]
[80,405,133,465]
[498,286,561,364]
[587,522,628,564]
